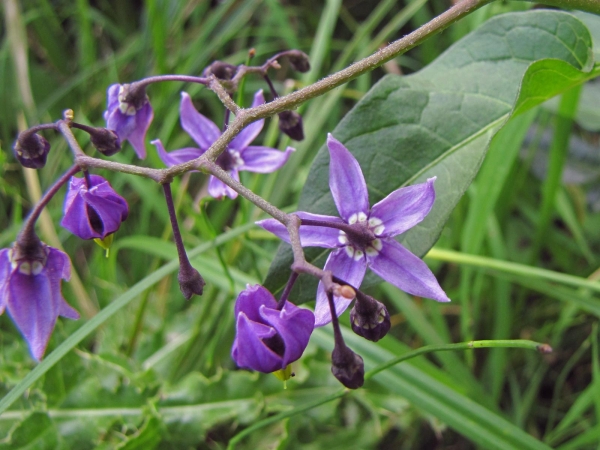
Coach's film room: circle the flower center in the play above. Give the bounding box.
[338,212,385,260]
[8,245,48,276]
[216,149,244,172]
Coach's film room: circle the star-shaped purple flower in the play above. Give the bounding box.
[232,284,314,373]
[152,90,294,199]
[61,174,129,240]
[104,83,154,159]
[258,134,450,327]
[0,242,79,360]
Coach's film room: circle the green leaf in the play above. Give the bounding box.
[0,412,59,450]
[264,10,598,301]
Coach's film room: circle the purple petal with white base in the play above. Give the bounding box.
[370,177,437,237]
[0,244,79,360]
[239,146,295,173]
[232,285,314,373]
[257,212,344,248]
[152,139,203,166]
[104,84,153,159]
[327,134,369,221]
[180,92,221,150]
[314,249,367,327]
[369,239,450,302]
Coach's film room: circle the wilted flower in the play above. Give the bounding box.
[152,90,294,199]
[231,284,314,373]
[0,240,79,360]
[257,134,450,327]
[104,83,154,159]
[61,174,129,240]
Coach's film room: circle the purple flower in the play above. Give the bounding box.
[231,284,314,373]
[152,90,294,199]
[0,242,79,360]
[61,175,129,240]
[258,134,450,327]
[104,83,154,159]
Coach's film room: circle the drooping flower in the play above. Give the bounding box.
[61,174,129,240]
[152,90,295,199]
[257,134,450,327]
[231,284,314,373]
[0,241,79,360]
[104,83,154,159]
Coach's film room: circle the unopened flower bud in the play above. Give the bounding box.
[204,61,238,80]
[14,132,50,169]
[331,345,364,389]
[89,127,121,156]
[178,264,205,299]
[350,292,391,342]
[278,110,304,141]
[286,50,310,73]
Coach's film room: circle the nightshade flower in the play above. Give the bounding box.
[257,134,450,327]
[231,284,314,373]
[61,174,129,240]
[104,83,154,159]
[152,90,295,199]
[0,241,79,360]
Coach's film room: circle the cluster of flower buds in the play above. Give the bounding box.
[5,49,311,361]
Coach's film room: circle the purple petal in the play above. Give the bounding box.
[370,177,436,237]
[314,248,367,327]
[106,110,136,143]
[256,212,345,248]
[82,190,128,238]
[45,248,79,320]
[180,92,221,150]
[230,90,265,151]
[260,302,314,367]
[208,171,239,199]
[47,247,71,282]
[152,139,203,167]
[127,102,154,159]
[7,269,59,360]
[369,239,450,302]
[234,284,277,324]
[61,185,96,239]
[232,312,282,373]
[239,146,294,173]
[0,249,10,314]
[104,84,120,121]
[327,134,369,221]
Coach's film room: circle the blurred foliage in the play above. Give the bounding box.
[0,0,600,449]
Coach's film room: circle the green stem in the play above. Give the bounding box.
[365,339,551,379]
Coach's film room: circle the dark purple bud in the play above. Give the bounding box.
[286,50,310,73]
[331,345,364,389]
[350,292,391,342]
[13,132,50,169]
[178,264,205,299]
[89,128,121,156]
[203,61,238,80]
[278,110,304,141]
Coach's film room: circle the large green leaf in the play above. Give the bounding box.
[264,10,599,301]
